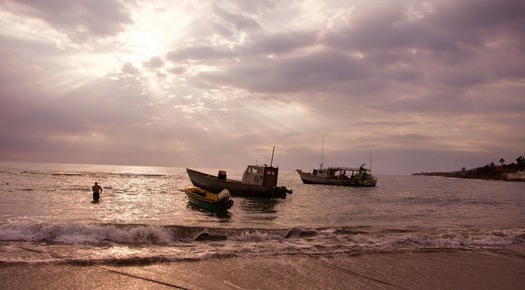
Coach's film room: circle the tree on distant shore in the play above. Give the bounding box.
[414,155,525,177]
[517,156,525,169]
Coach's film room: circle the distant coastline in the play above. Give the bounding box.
[413,156,525,182]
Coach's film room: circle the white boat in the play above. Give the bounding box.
[297,136,377,187]
[297,165,377,187]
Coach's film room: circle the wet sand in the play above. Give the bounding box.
[1,251,524,290]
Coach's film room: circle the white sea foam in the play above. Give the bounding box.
[1,221,522,253]
[0,223,173,244]
[345,228,525,251]
[0,225,524,265]
[231,230,284,242]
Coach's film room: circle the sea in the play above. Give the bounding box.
[0,162,524,265]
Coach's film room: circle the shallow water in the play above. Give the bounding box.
[1,162,524,265]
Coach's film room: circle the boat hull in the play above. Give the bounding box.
[187,168,289,198]
[184,186,234,212]
[297,171,377,187]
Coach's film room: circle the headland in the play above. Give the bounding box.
[413,155,525,181]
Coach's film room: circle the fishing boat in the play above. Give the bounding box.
[297,136,377,187]
[186,165,293,198]
[297,164,377,187]
[184,186,234,211]
[186,147,293,198]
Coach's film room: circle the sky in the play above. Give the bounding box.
[0,0,524,175]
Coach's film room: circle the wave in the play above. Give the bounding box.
[0,223,286,244]
[1,222,524,265]
[1,222,523,249]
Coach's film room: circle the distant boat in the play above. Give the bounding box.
[297,136,377,186]
[184,186,234,212]
[297,165,377,187]
[186,146,293,198]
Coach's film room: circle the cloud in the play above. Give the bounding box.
[323,0,525,59]
[144,56,164,69]
[122,62,139,75]
[167,46,236,63]
[195,48,369,94]
[212,3,261,31]
[0,0,523,174]
[245,31,318,55]
[1,0,133,43]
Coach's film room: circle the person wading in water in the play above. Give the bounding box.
[92,182,102,202]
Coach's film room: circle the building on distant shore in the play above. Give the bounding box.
[505,171,525,181]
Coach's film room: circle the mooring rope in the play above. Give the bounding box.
[17,246,189,289]
[224,209,409,290]
[280,241,409,289]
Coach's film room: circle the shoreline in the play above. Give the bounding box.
[412,172,525,182]
[2,251,524,290]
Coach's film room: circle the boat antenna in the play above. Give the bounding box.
[320,134,324,169]
[270,146,275,167]
[369,149,372,171]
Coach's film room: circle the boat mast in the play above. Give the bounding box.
[320,134,324,169]
[270,146,275,167]
[369,149,372,171]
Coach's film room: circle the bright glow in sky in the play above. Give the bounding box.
[0,0,523,174]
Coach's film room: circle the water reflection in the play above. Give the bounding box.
[237,197,281,221]
[185,203,232,220]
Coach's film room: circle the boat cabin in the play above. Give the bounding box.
[313,166,370,179]
[242,165,279,188]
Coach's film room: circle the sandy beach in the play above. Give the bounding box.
[1,251,524,290]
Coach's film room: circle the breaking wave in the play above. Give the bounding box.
[1,222,523,249]
[1,222,524,265]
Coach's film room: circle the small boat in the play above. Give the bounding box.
[184,186,234,211]
[187,165,293,198]
[297,164,377,187]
